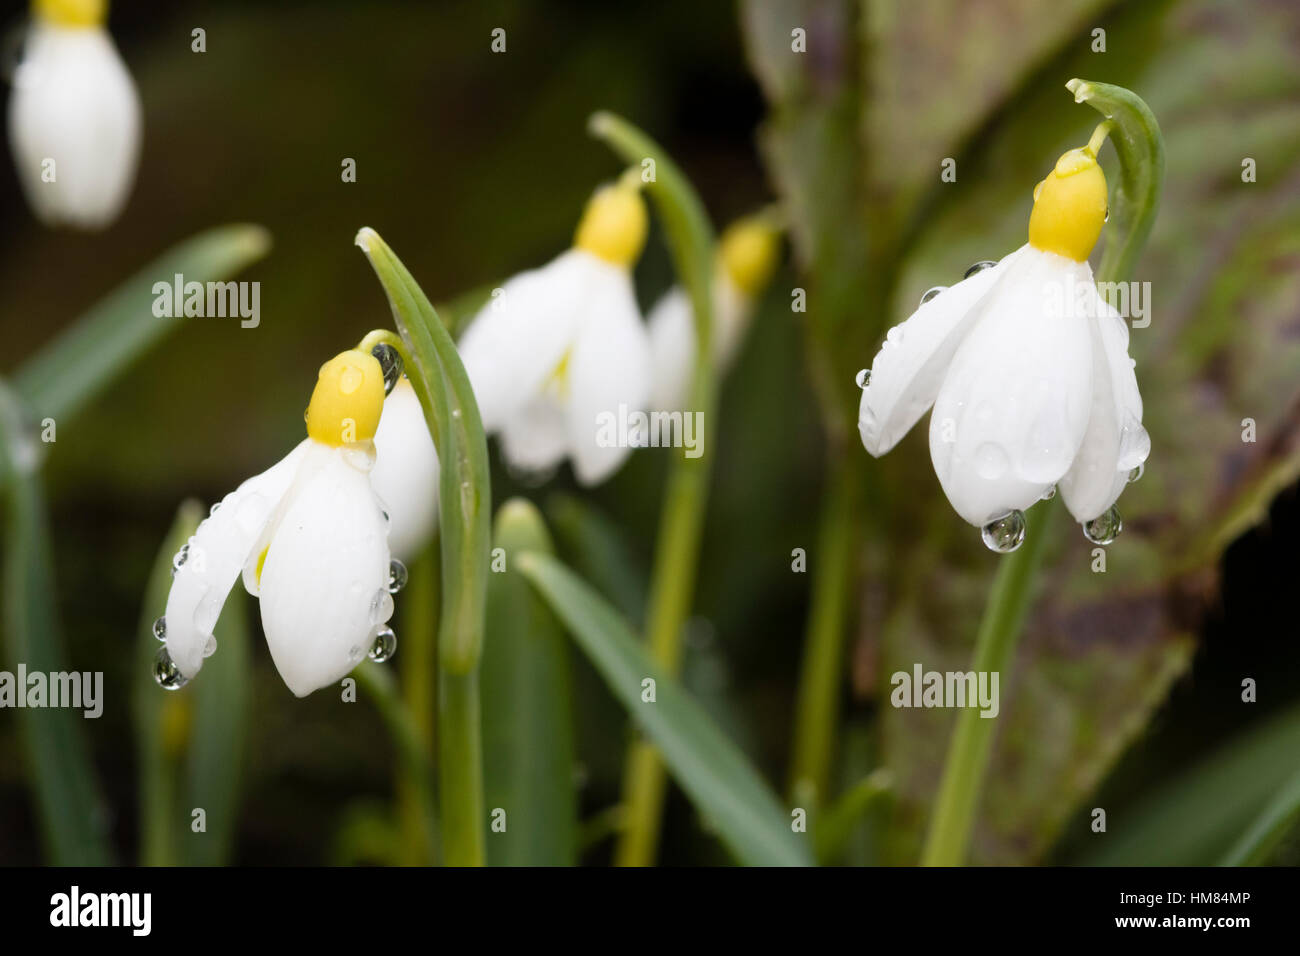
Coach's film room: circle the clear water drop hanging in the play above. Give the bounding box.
[964,260,998,279]
[371,343,403,395]
[855,368,871,389]
[152,616,167,642]
[369,588,394,626]
[369,626,397,663]
[153,648,188,690]
[387,559,408,594]
[1040,486,1057,501]
[1128,463,1144,483]
[202,636,218,658]
[920,286,946,305]
[172,544,190,576]
[1083,506,1123,545]
[981,510,1026,553]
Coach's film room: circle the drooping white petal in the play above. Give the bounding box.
[648,273,753,412]
[928,248,1094,527]
[7,24,141,229]
[257,446,392,697]
[371,377,439,561]
[163,440,310,679]
[456,249,592,431]
[647,286,693,412]
[859,247,1025,456]
[564,260,651,485]
[499,393,570,478]
[1059,293,1149,523]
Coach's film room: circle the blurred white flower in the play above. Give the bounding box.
[458,181,651,485]
[7,0,141,229]
[647,214,781,411]
[157,350,403,697]
[371,376,439,562]
[858,138,1149,550]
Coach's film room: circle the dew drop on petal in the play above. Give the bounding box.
[855,368,871,389]
[1128,463,1144,483]
[371,343,403,395]
[1041,485,1057,501]
[920,286,946,306]
[209,501,221,516]
[964,260,998,279]
[981,510,1026,553]
[368,626,397,663]
[202,636,218,658]
[343,442,376,473]
[152,616,167,642]
[172,544,190,576]
[1083,506,1123,545]
[153,648,188,690]
[348,644,363,663]
[369,588,395,626]
[387,558,408,594]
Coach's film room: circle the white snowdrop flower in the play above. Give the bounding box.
[156,350,404,697]
[858,132,1149,551]
[7,0,142,229]
[371,376,439,562]
[648,214,781,411]
[457,181,651,485]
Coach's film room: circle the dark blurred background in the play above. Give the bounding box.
[0,0,1297,865]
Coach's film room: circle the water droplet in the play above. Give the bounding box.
[964,260,998,279]
[209,501,221,516]
[981,510,1026,553]
[855,368,871,389]
[369,588,394,626]
[171,544,189,576]
[451,408,462,419]
[203,636,218,658]
[368,626,397,663]
[348,644,363,662]
[343,441,376,473]
[1128,463,1144,483]
[1040,486,1057,501]
[371,343,403,395]
[1083,506,1123,545]
[381,509,391,528]
[152,616,167,642]
[920,286,946,305]
[387,559,408,594]
[153,648,188,690]
[1104,207,1110,223]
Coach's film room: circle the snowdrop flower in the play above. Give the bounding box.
[156,350,406,697]
[457,180,651,485]
[371,375,439,562]
[7,0,141,229]
[647,214,781,411]
[857,128,1149,551]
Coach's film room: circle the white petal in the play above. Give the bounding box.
[647,286,694,412]
[1059,294,1149,522]
[564,261,651,485]
[7,24,141,229]
[371,378,439,561]
[928,248,1094,526]
[456,249,592,431]
[500,393,569,477]
[163,440,309,679]
[858,247,1025,456]
[258,447,392,697]
[712,271,753,372]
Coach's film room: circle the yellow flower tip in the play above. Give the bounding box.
[34,0,106,28]
[305,349,385,446]
[573,183,648,267]
[719,216,782,297]
[1027,146,1108,262]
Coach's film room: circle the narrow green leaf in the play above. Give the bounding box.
[814,768,892,866]
[0,397,111,864]
[546,493,647,623]
[181,584,250,865]
[1066,78,1166,286]
[355,227,492,866]
[518,553,811,867]
[11,224,271,423]
[1077,703,1300,866]
[133,499,203,866]
[481,499,577,865]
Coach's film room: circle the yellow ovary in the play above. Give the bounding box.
[305,349,385,446]
[718,216,781,297]
[35,0,106,28]
[1027,143,1109,262]
[574,183,648,267]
